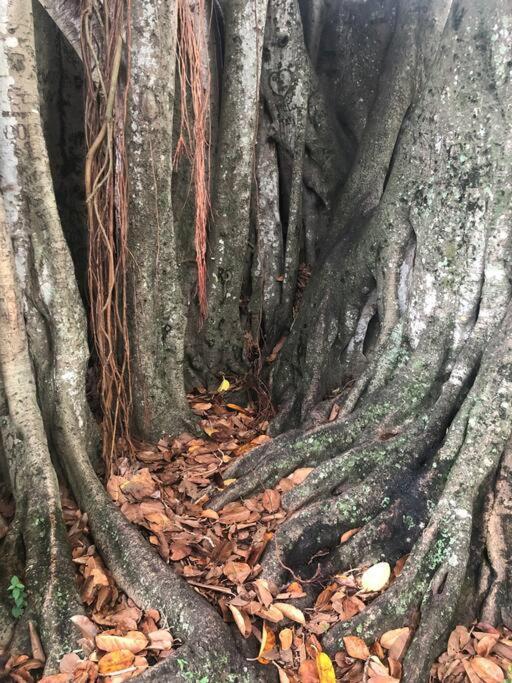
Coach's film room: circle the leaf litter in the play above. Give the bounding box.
[1,389,509,682]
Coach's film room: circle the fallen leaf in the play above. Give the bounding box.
[191,402,212,412]
[476,634,499,657]
[59,652,82,674]
[28,621,45,663]
[274,603,306,625]
[98,650,135,675]
[96,631,148,654]
[470,656,505,682]
[380,627,410,660]
[39,675,71,683]
[147,630,173,650]
[344,635,370,660]
[224,561,251,584]
[340,528,361,543]
[275,663,291,683]
[120,469,156,500]
[253,579,274,607]
[228,604,251,637]
[258,624,276,664]
[360,562,391,592]
[217,378,231,392]
[262,489,281,513]
[299,659,320,683]
[71,614,99,639]
[279,628,294,651]
[316,652,336,683]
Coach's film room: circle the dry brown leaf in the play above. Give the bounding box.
[274,603,306,625]
[275,663,291,683]
[59,652,82,674]
[39,675,71,683]
[120,469,156,500]
[344,635,370,660]
[253,578,274,608]
[259,604,285,623]
[98,650,135,675]
[262,489,281,513]
[299,659,320,683]
[462,658,486,683]
[228,604,251,637]
[476,635,500,657]
[191,402,213,412]
[470,656,505,682]
[71,614,99,640]
[380,627,410,660]
[224,561,252,584]
[147,629,173,650]
[340,528,361,544]
[287,468,314,487]
[447,625,471,655]
[279,628,294,651]
[96,630,148,654]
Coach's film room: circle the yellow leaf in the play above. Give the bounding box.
[316,652,336,683]
[274,602,306,625]
[217,378,230,393]
[98,650,135,675]
[258,624,276,664]
[223,478,237,487]
[360,562,391,592]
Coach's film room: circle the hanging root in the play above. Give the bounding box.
[175,0,211,321]
[81,0,133,473]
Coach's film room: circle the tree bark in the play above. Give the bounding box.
[126,0,192,440]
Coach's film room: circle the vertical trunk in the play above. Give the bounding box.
[199,0,268,377]
[126,0,191,440]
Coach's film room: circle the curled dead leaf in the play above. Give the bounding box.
[258,624,276,664]
[274,603,306,625]
[228,604,251,637]
[299,659,320,683]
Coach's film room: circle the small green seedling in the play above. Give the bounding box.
[8,575,27,618]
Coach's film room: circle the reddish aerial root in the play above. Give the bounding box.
[81,0,133,473]
[175,0,211,321]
